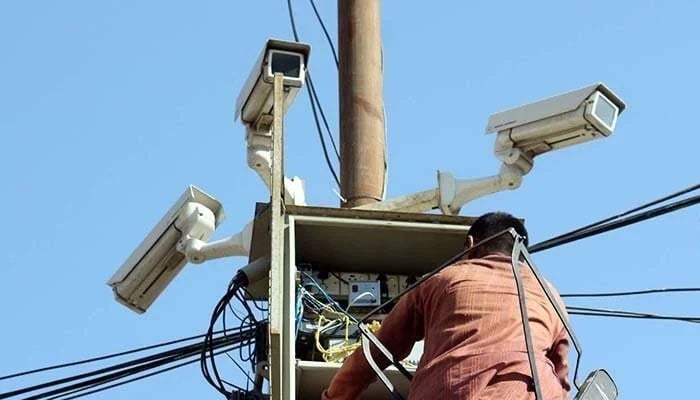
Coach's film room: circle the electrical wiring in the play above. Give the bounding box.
[0,328,256,400]
[330,272,349,285]
[569,311,700,324]
[561,287,700,298]
[308,0,390,199]
[541,182,700,246]
[314,315,381,363]
[530,191,700,253]
[200,272,268,399]
[0,328,241,382]
[297,276,389,365]
[297,283,360,363]
[295,287,305,336]
[567,306,700,324]
[297,275,361,363]
[41,343,246,400]
[223,352,256,388]
[201,279,249,396]
[306,77,341,187]
[346,292,377,311]
[303,0,341,160]
[307,75,340,160]
[286,0,342,188]
[314,314,352,362]
[308,0,339,68]
[299,271,347,315]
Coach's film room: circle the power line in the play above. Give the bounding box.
[545,183,700,244]
[42,343,245,400]
[0,328,241,382]
[308,0,339,68]
[567,306,700,324]
[306,80,341,186]
[286,0,341,188]
[562,287,700,298]
[0,328,256,400]
[308,75,340,160]
[530,191,700,253]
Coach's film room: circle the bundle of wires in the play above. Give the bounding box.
[200,271,268,399]
[298,272,363,363]
[0,327,256,400]
[314,315,381,363]
[530,183,700,253]
[562,288,700,324]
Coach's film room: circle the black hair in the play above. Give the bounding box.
[467,211,528,257]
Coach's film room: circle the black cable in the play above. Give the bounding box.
[530,192,700,253]
[43,343,246,400]
[562,287,700,298]
[221,296,253,388]
[569,312,700,324]
[286,0,341,187]
[308,75,340,161]
[542,183,700,245]
[242,288,269,313]
[306,81,341,187]
[286,0,300,42]
[0,333,242,399]
[0,329,240,382]
[201,284,244,396]
[567,306,700,324]
[308,0,339,68]
[1,329,256,400]
[224,352,255,387]
[330,272,349,285]
[200,278,265,398]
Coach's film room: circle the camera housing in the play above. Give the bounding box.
[107,186,225,314]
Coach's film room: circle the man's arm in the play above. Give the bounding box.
[322,290,424,400]
[548,327,571,393]
[544,280,571,394]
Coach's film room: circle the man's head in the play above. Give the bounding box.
[465,211,528,258]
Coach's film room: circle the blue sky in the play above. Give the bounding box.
[1,1,699,399]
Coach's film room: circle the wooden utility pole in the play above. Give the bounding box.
[338,0,385,208]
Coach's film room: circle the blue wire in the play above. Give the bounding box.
[299,271,344,312]
[295,288,303,336]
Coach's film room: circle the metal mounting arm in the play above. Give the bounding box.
[438,163,524,215]
[178,220,254,264]
[354,162,526,215]
[246,127,307,206]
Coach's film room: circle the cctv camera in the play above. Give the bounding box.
[107,186,225,314]
[235,39,311,132]
[357,83,626,216]
[486,83,625,162]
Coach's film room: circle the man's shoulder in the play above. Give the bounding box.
[433,257,497,278]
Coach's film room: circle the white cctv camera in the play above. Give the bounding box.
[235,38,311,132]
[107,186,225,314]
[441,83,626,214]
[357,83,626,216]
[235,39,310,205]
[486,83,626,166]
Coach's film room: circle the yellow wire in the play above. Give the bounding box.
[315,316,382,363]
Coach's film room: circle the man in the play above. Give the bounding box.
[322,212,570,400]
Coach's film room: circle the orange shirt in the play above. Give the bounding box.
[322,254,570,400]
